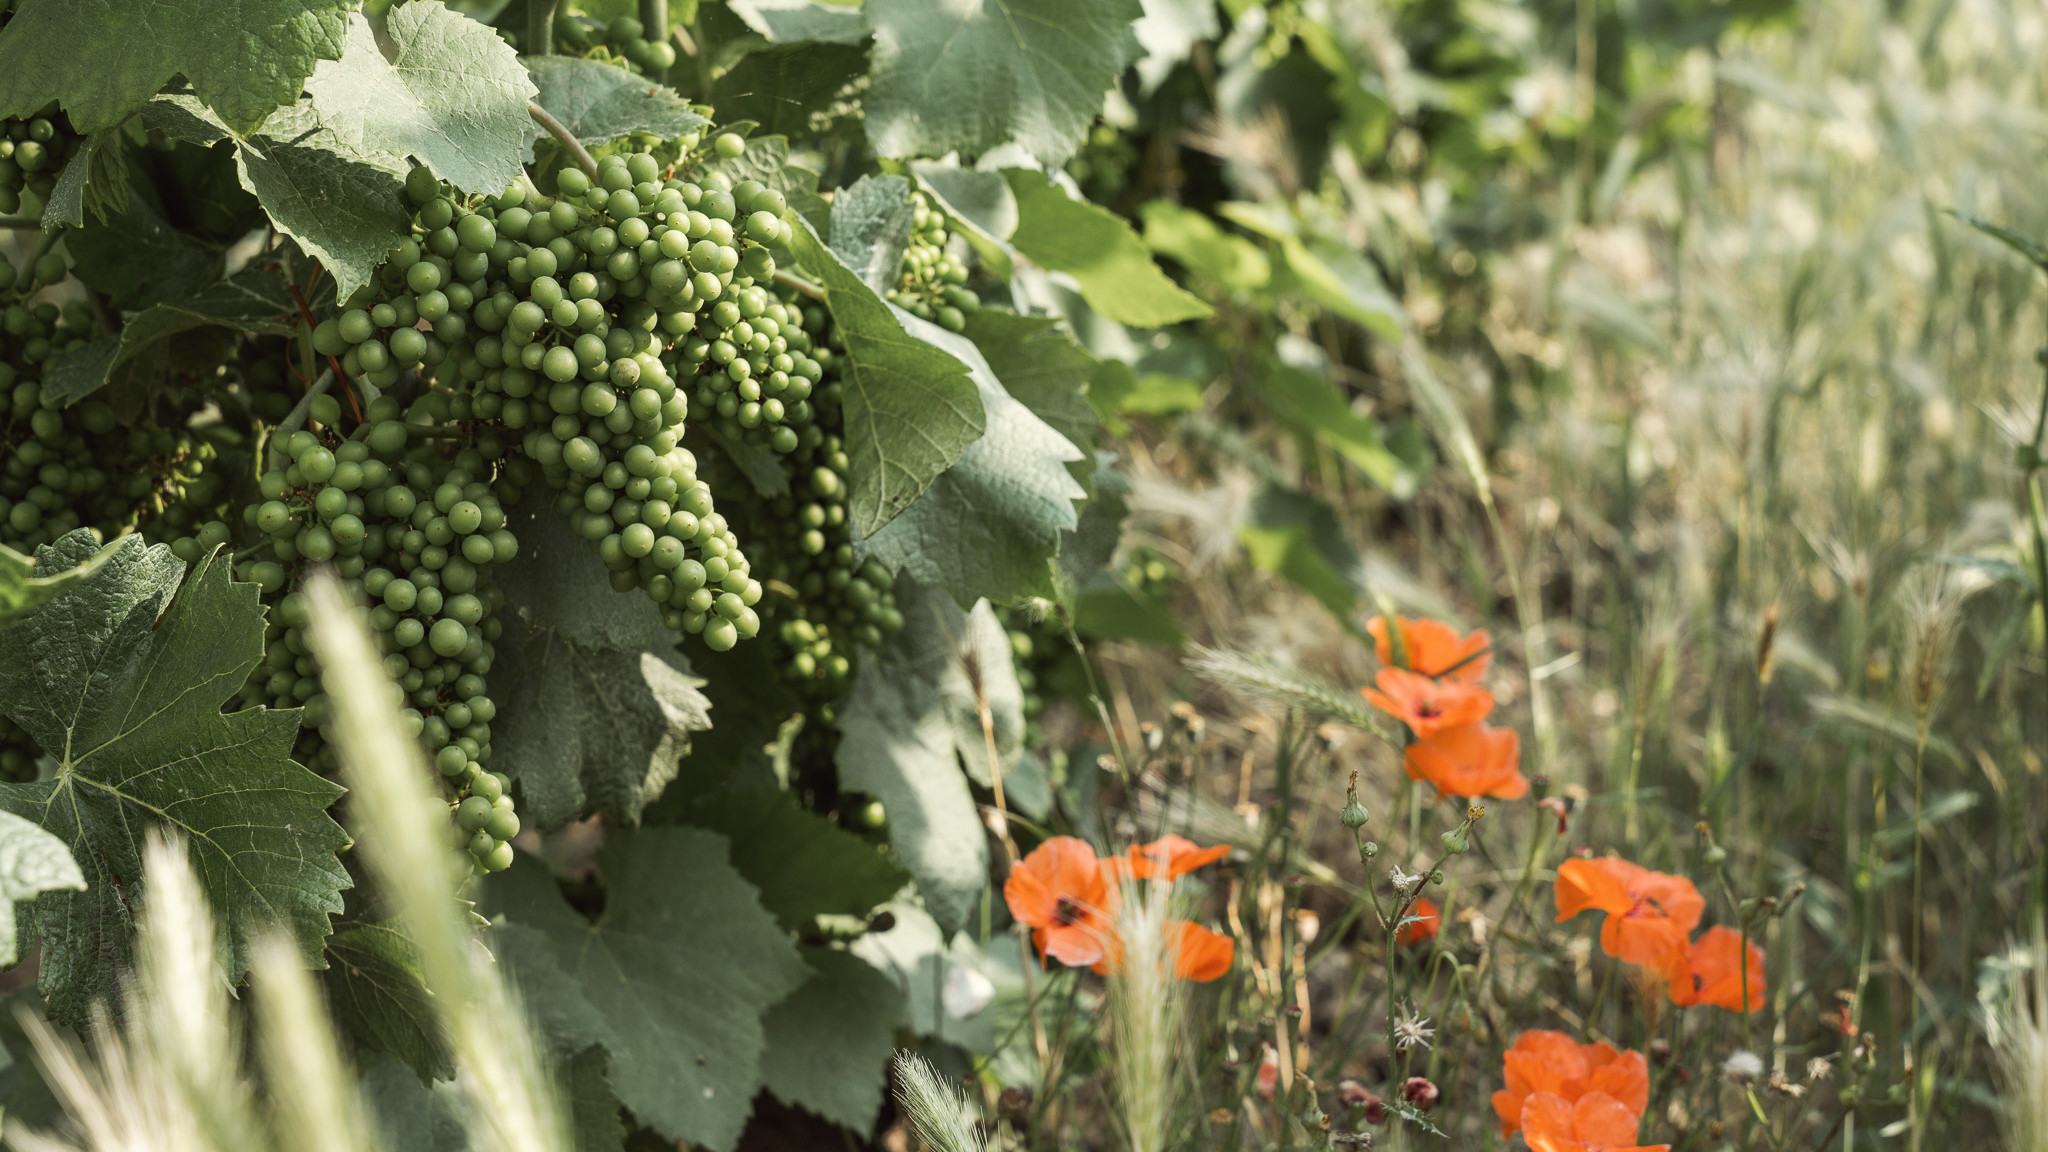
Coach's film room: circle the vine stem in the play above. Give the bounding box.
[526,0,558,55]
[772,269,825,301]
[638,0,666,35]
[528,101,596,178]
[267,368,335,468]
[0,217,40,230]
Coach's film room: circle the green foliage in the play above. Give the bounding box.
[1237,483,1361,616]
[759,947,905,1131]
[0,0,352,132]
[681,788,909,932]
[304,5,538,194]
[325,921,452,1083]
[486,831,809,1150]
[526,56,708,146]
[0,809,85,968]
[863,314,1086,605]
[862,0,1144,165]
[785,220,985,536]
[0,536,349,1024]
[1005,169,1211,327]
[0,538,117,625]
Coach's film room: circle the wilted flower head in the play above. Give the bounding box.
[1393,1007,1435,1051]
[1722,1050,1765,1084]
[1388,864,1425,897]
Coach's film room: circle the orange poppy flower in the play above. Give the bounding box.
[1125,835,1232,880]
[1368,616,1492,683]
[1405,723,1528,800]
[1661,925,1766,1012]
[1519,1091,1669,1152]
[1554,857,1704,968]
[1004,836,1118,970]
[1492,1030,1649,1139]
[1363,668,1494,739]
[1400,897,1441,945]
[1168,920,1235,981]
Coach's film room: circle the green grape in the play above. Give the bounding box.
[886,191,979,332]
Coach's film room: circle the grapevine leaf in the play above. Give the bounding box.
[828,174,915,294]
[0,538,350,1026]
[491,496,711,829]
[679,788,909,931]
[759,948,904,1132]
[37,340,122,410]
[526,56,709,148]
[65,183,226,312]
[863,310,1085,606]
[1132,0,1218,93]
[785,220,983,537]
[40,129,130,232]
[710,42,869,138]
[305,5,537,195]
[862,0,1145,166]
[1057,454,1129,594]
[960,309,1100,463]
[834,577,994,932]
[848,901,998,1049]
[484,830,810,1151]
[1279,238,1403,341]
[1140,199,1271,293]
[218,101,412,304]
[564,1045,629,1152]
[1952,212,2048,273]
[0,537,119,627]
[1005,169,1211,328]
[0,0,352,134]
[46,269,301,407]
[324,921,452,1083]
[362,1050,471,1151]
[730,0,868,44]
[0,810,85,968]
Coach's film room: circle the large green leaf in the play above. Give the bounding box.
[785,221,983,537]
[0,810,85,968]
[834,578,1000,932]
[362,1050,471,1152]
[0,537,349,1025]
[709,41,869,139]
[38,129,130,232]
[1237,483,1360,616]
[863,312,1085,606]
[1140,199,1271,294]
[680,788,909,932]
[0,0,352,133]
[305,5,537,195]
[484,830,809,1151]
[325,921,452,1083]
[828,174,916,294]
[960,309,1100,464]
[64,182,227,312]
[43,270,299,407]
[759,948,903,1131]
[145,96,412,303]
[730,0,868,43]
[527,56,709,148]
[0,538,119,627]
[491,496,711,829]
[1005,169,1211,328]
[862,0,1145,165]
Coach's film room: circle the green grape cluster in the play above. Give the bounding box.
[0,108,79,216]
[886,191,978,333]
[309,148,789,650]
[1,303,229,553]
[556,15,676,76]
[696,287,902,701]
[230,392,523,872]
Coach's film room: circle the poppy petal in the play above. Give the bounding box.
[1168,920,1235,982]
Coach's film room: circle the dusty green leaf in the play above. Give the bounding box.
[306,6,537,194]
[485,830,809,1151]
[0,536,119,627]
[1006,169,1211,328]
[0,810,85,969]
[491,496,711,829]
[730,0,868,44]
[834,577,996,932]
[527,56,709,148]
[325,921,452,1083]
[564,1045,629,1152]
[0,538,350,1026]
[1132,0,1217,92]
[1140,199,1270,293]
[863,0,1144,165]
[0,0,352,133]
[362,1050,471,1151]
[64,182,227,312]
[39,129,130,232]
[1237,483,1360,616]
[848,901,998,1049]
[710,41,869,138]
[829,174,915,294]
[230,102,412,303]
[864,311,1085,606]
[1258,363,1415,497]
[681,788,909,932]
[37,340,122,411]
[759,948,904,1131]
[786,220,983,537]
[1278,237,1402,340]
[961,309,1100,463]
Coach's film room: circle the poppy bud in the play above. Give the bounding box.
[1447,1001,1474,1035]
[1440,826,1469,854]
[1342,796,1371,827]
[1401,1076,1439,1111]
[1337,1080,1372,1107]
[1704,843,1727,865]
[1428,869,1446,885]
[1361,840,1379,859]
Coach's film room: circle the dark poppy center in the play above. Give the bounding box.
[1054,895,1083,925]
[1416,701,1441,718]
